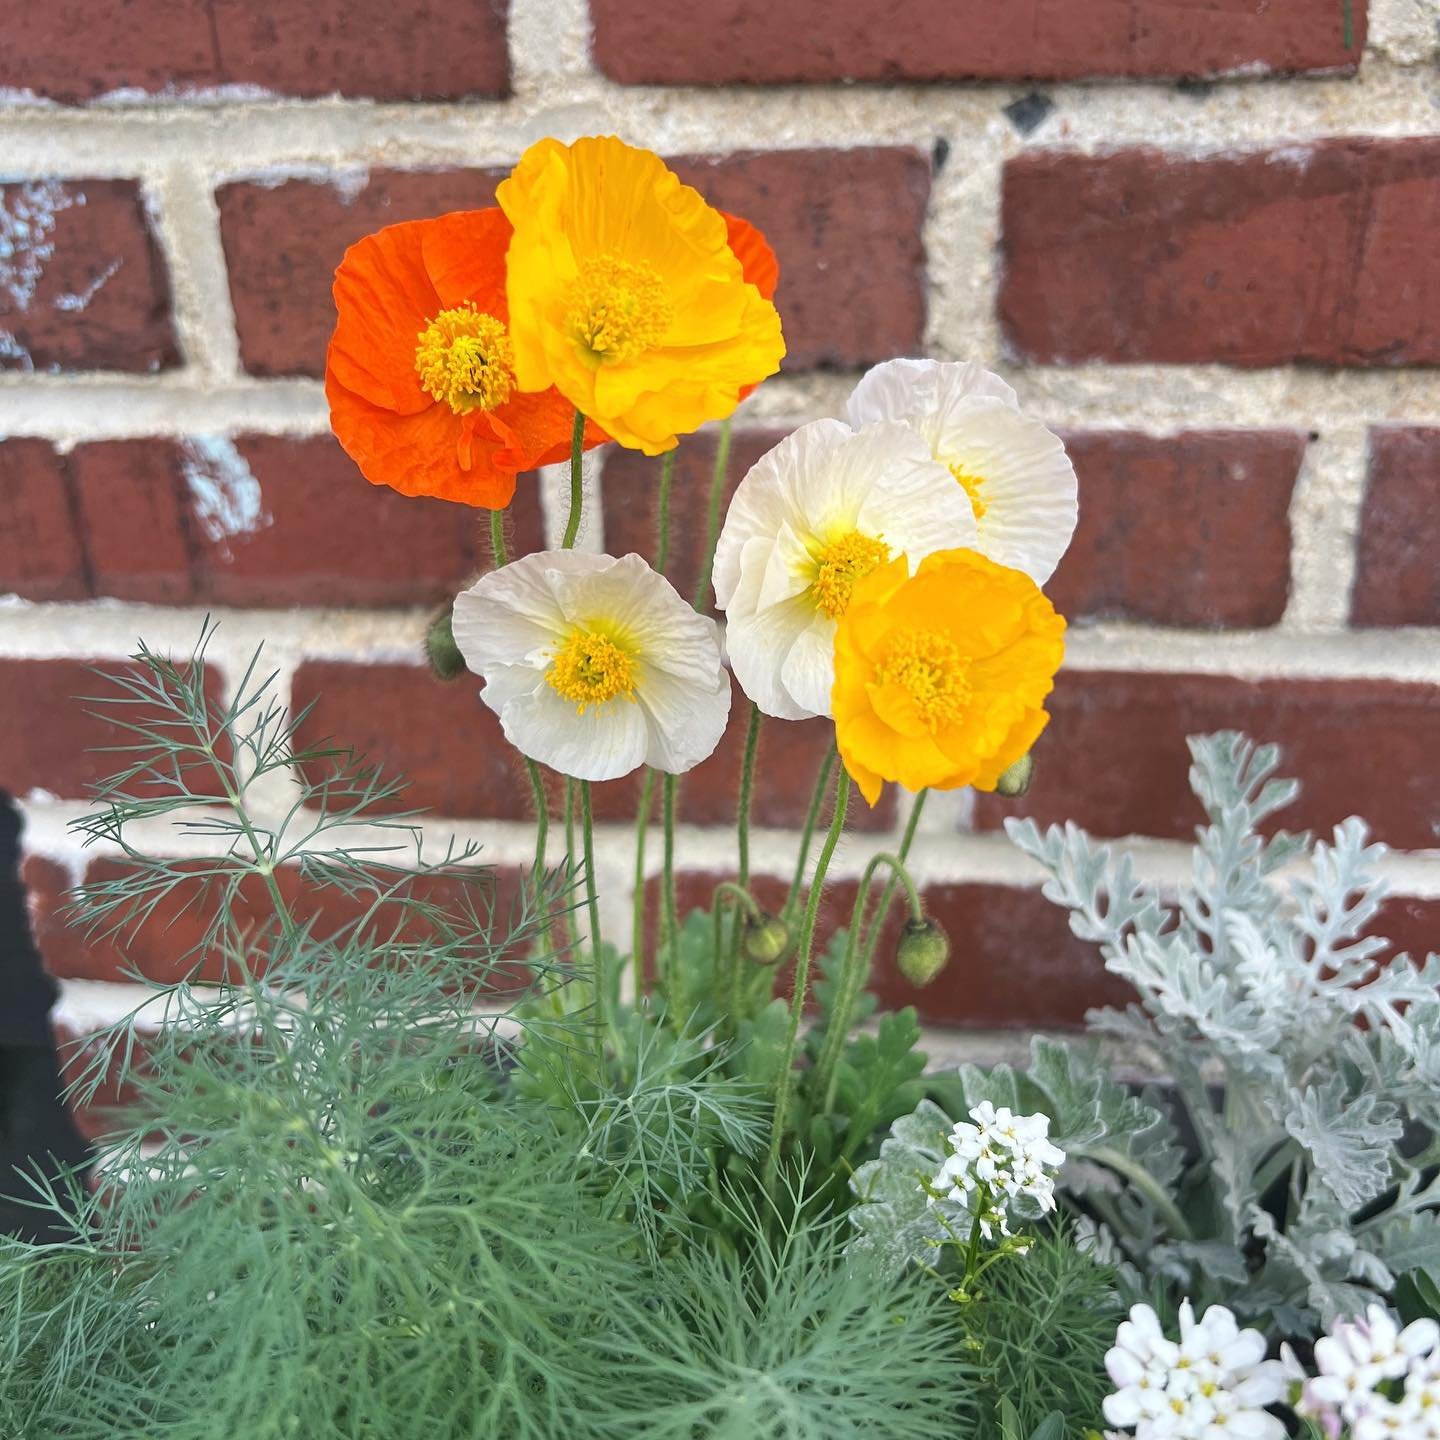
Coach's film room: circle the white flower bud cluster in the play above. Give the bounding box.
[1103,1301,1288,1440]
[929,1101,1065,1239]
[1300,1303,1440,1439]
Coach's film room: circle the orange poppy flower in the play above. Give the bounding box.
[326,208,604,510]
[722,211,779,402]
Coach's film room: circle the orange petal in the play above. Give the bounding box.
[420,208,513,316]
[721,212,779,301]
[327,221,445,416]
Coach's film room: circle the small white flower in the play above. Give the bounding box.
[712,417,976,720]
[1304,1305,1440,1439]
[452,550,731,782]
[928,1104,1065,1237]
[1104,1302,1287,1440]
[845,357,1078,586]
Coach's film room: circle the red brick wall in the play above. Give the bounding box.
[2,0,1437,1085]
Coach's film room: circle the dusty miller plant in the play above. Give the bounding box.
[856,733,1440,1339]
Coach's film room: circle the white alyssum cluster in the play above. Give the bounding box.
[929,1102,1065,1238]
[1300,1303,1440,1439]
[1103,1301,1289,1440]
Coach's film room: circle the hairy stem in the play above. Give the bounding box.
[692,417,731,609]
[629,768,657,999]
[662,772,680,1015]
[654,449,677,572]
[489,507,508,568]
[784,744,838,918]
[764,770,850,1194]
[580,780,605,1069]
[856,788,928,972]
[561,409,586,549]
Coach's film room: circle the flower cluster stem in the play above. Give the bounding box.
[813,847,925,1113]
[763,769,850,1195]
[561,409,586,549]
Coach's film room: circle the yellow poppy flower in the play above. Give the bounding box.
[496,135,786,456]
[832,548,1066,806]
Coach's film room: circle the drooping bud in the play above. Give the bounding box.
[995,751,1035,798]
[743,910,792,966]
[896,917,950,987]
[424,608,467,682]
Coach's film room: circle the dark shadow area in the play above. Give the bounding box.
[0,789,91,1240]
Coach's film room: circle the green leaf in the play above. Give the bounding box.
[736,998,792,1090]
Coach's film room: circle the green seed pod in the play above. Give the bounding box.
[994,751,1035,797]
[424,609,467,682]
[743,910,793,966]
[896,917,950,987]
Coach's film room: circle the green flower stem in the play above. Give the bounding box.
[561,409,587,549]
[813,848,925,1114]
[763,769,850,1195]
[1088,1144,1195,1242]
[783,744,837,918]
[856,788,928,973]
[655,450,677,571]
[692,417,732,609]
[580,780,605,1069]
[661,772,681,1013]
[713,879,764,1000]
[735,703,762,890]
[489,506,508,568]
[629,768,657,999]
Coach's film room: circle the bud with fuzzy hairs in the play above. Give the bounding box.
[743,910,793,966]
[425,608,467,682]
[896,917,950,987]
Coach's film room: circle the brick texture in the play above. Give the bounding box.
[977,670,1440,850]
[219,149,929,377]
[1000,140,1440,368]
[14,434,537,608]
[0,659,228,800]
[590,0,1363,85]
[1050,430,1303,628]
[1352,427,1440,628]
[292,662,894,830]
[0,440,87,601]
[0,179,178,374]
[0,0,509,105]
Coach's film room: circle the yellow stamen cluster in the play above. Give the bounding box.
[415,304,516,414]
[547,629,637,712]
[566,256,673,363]
[873,627,972,732]
[948,461,989,520]
[811,531,891,620]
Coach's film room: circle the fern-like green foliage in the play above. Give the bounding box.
[1001,732,1440,1334]
[0,630,1008,1438]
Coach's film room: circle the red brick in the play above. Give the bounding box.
[975,670,1440,850]
[0,179,178,374]
[291,660,891,830]
[0,658,229,801]
[1050,430,1302,628]
[0,0,508,104]
[1000,140,1440,368]
[647,870,1126,1029]
[669,150,930,371]
[65,433,544,608]
[220,149,928,377]
[0,439,87,601]
[591,0,1363,85]
[1352,428,1440,628]
[601,428,785,613]
[1378,896,1440,965]
[36,856,536,989]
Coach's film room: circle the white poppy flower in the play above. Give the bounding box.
[712,417,976,720]
[845,357,1078,585]
[452,550,731,782]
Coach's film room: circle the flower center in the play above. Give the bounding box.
[811,530,891,620]
[873,627,972,732]
[948,461,989,519]
[415,304,516,414]
[547,629,637,713]
[566,256,672,363]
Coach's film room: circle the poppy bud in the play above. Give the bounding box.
[743,910,792,966]
[995,751,1034,797]
[896,917,950,987]
[424,609,467,682]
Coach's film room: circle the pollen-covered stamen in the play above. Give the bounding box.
[873,627,972,732]
[547,628,637,713]
[566,256,672,363]
[947,460,989,520]
[810,531,890,620]
[415,303,516,414]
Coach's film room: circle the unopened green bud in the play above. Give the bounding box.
[424,609,466,682]
[995,751,1035,797]
[743,910,792,966]
[896,917,950,987]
